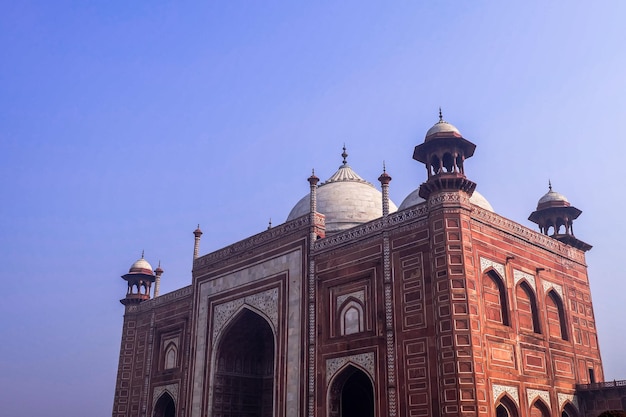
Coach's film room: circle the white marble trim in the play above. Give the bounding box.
[492,384,519,407]
[480,257,505,278]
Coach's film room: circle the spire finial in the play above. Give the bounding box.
[268,218,272,230]
[548,180,552,191]
[141,250,144,259]
[438,107,443,122]
[341,144,348,165]
[383,160,386,173]
[158,260,161,267]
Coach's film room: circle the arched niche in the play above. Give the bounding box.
[153,392,175,417]
[495,394,519,417]
[338,299,364,336]
[546,289,568,340]
[483,269,510,326]
[516,280,541,333]
[212,308,275,417]
[328,365,375,417]
[530,399,551,417]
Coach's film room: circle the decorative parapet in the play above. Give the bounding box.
[313,205,428,252]
[129,285,193,313]
[195,215,310,268]
[576,380,626,390]
[472,206,586,265]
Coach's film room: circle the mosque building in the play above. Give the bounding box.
[112,113,624,417]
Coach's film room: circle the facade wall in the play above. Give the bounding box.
[113,191,612,417]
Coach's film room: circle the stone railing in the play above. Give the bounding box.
[577,380,626,390]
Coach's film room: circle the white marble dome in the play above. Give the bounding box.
[537,189,569,206]
[129,257,154,275]
[287,163,398,234]
[398,187,494,212]
[425,119,461,138]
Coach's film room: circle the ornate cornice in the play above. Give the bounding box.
[195,215,310,268]
[472,206,586,265]
[132,286,193,313]
[313,206,428,252]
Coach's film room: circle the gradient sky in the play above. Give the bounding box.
[1,2,626,416]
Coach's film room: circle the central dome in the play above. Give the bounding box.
[287,152,397,234]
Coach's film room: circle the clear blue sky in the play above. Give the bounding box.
[1,2,625,416]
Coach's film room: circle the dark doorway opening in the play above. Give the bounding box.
[212,309,275,417]
[329,366,374,417]
[153,392,175,417]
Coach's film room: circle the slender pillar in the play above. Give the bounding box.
[154,262,163,297]
[378,163,392,216]
[193,225,203,260]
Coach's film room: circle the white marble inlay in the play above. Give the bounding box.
[527,388,551,408]
[513,269,536,291]
[480,257,505,278]
[326,352,375,385]
[492,384,519,407]
[557,393,579,411]
[336,290,365,310]
[542,280,563,299]
[212,287,279,345]
[152,383,178,410]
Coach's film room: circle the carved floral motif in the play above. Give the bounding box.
[212,288,278,343]
[480,257,505,278]
[513,270,536,291]
[492,384,519,407]
[152,383,179,410]
[326,352,376,384]
[527,388,551,408]
[542,280,563,299]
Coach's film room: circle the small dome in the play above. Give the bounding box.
[425,120,461,138]
[398,187,494,212]
[129,257,154,275]
[287,158,398,234]
[536,185,570,210]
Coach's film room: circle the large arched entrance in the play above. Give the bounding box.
[329,365,375,417]
[153,392,175,417]
[212,309,275,417]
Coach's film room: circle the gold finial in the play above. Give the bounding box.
[438,107,443,122]
[341,144,348,165]
[141,250,144,259]
[548,180,552,191]
[383,160,386,173]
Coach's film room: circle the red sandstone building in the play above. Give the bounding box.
[112,114,623,417]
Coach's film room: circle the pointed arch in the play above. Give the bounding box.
[153,392,175,417]
[211,308,275,417]
[515,280,541,333]
[561,401,579,417]
[495,394,519,417]
[546,289,568,340]
[164,342,177,370]
[328,364,375,417]
[483,269,510,326]
[530,398,551,417]
[338,298,364,336]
